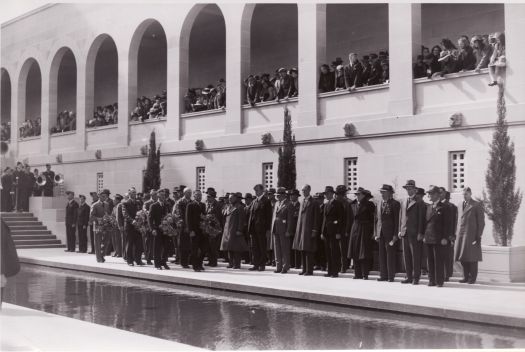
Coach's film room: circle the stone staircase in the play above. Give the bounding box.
[1,212,65,249]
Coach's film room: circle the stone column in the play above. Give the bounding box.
[166,43,181,140]
[504,4,525,103]
[118,51,131,146]
[10,75,19,157]
[387,3,421,117]
[75,59,87,150]
[41,66,51,154]
[224,4,244,135]
[297,3,326,127]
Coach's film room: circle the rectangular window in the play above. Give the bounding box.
[196,167,206,193]
[262,162,274,190]
[449,151,466,192]
[344,158,358,192]
[96,172,104,194]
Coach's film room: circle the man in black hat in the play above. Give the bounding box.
[321,186,345,278]
[77,194,90,253]
[335,185,352,273]
[398,180,426,284]
[204,187,223,267]
[293,185,320,276]
[287,189,301,269]
[41,164,55,197]
[271,187,293,274]
[424,186,452,287]
[64,191,79,252]
[374,184,401,282]
[439,187,458,282]
[248,184,272,271]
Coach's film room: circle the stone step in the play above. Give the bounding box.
[0,212,34,216]
[8,225,48,231]
[1,214,35,220]
[16,244,67,249]
[12,234,58,240]
[4,220,43,226]
[3,218,39,223]
[10,229,52,235]
[13,239,62,246]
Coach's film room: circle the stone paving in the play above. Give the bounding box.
[16,248,525,329]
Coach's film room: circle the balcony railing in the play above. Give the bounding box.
[181,109,226,139]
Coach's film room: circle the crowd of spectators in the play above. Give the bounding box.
[413,32,506,86]
[183,79,226,113]
[19,118,41,138]
[1,122,10,141]
[50,110,76,134]
[243,68,298,107]
[87,103,118,128]
[130,90,167,122]
[318,51,389,94]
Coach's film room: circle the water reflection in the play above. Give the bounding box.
[4,265,525,350]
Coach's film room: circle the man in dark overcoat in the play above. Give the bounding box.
[292,185,320,276]
[148,189,172,270]
[41,164,55,197]
[348,187,375,279]
[374,184,400,282]
[344,53,364,90]
[321,186,345,278]
[204,187,223,267]
[64,191,79,252]
[335,185,352,273]
[187,190,207,272]
[287,189,301,269]
[77,194,90,253]
[247,184,272,271]
[220,193,248,269]
[121,187,145,266]
[398,180,426,284]
[174,187,193,268]
[142,189,158,265]
[455,187,485,284]
[423,186,452,287]
[440,188,458,281]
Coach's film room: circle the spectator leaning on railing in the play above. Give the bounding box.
[19,118,41,138]
[50,110,76,134]
[87,103,118,128]
[130,90,167,122]
[183,79,226,113]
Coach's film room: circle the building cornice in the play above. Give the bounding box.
[1,4,57,28]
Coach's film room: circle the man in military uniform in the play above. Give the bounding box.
[321,186,345,278]
[41,164,55,197]
[77,194,90,253]
[64,191,79,252]
[89,189,111,263]
[374,184,401,282]
[424,186,452,287]
[271,188,293,273]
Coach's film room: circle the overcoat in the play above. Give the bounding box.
[348,199,375,261]
[220,203,249,252]
[292,195,320,252]
[455,199,485,262]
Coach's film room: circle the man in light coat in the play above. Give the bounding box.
[271,187,293,273]
[455,187,485,284]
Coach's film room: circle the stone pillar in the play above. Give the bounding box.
[224,4,244,135]
[166,43,181,140]
[504,4,525,103]
[10,75,18,157]
[41,67,51,154]
[118,51,131,146]
[297,3,325,127]
[387,3,421,117]
[75,59,87,150]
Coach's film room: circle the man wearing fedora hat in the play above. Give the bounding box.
[90,189,111,263]
[271,187,293,274]
[423,186,452,287]
[204,187,223,267]
[248,184,272,271]
[335,185,352,273]
[287,189,301,269]
[142,190,158,265]
[398,180,426,284]
[173,187,194,268]
[374,184,400,282]
[220,192,249,269]
[348,187,375,279]
[293,185,320,276]
[149,189,173,270]
[321,186,345,278]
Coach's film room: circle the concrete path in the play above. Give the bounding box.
[17,248,525,329]
[0,303,203,351]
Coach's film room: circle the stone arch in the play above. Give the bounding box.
[49,47,78,133]
[17,58,42,136]
[1,68,12,125]
[128,19,167,120]
[179,4,226,113]
[85,33,119,126]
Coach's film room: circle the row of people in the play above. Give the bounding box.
[244,68,298,107]
[19,117,41,138]
[1,122,10,141]
[130,91,167,122]
[87,103,118,128]
[319,52,389,93]
[0,163,56,212]
[183,79,226,113]
[63,179,484,286]
[414,32,506,86]
[50,110,76,134]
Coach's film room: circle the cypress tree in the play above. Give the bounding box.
[143,131,161,193]
[277,107,296,190]
[483,86,522,246]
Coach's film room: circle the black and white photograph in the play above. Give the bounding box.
[1,0,524,350]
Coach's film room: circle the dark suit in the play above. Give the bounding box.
[271,200,293,272]
[367,60,383,86]
[122,198,143,265]
[288,201,300,269]
[77,203,90,252]
[174,197,192,267]
[339,197,353,272]
[205,199,223,266]
[399,197,426,282]
[148,200,171,267]
[248,195,272,269]
[375,198,401,280]
[321,198,345,276]
[424,201,452,286]
[42,170,55,197]
[344,62,364,89]
[443,200,458,280]
[348,200,376,278]
[187,200,206,270]
[142,199,155,262]
[65,200,79,251]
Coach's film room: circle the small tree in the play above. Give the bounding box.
[142,131,161,193]
[483,86,522,246]
[277,107,296,190]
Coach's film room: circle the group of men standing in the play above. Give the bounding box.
[61,179,485,286]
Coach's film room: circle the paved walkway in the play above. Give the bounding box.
[17,248,525,329]
[0,303,203,351]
